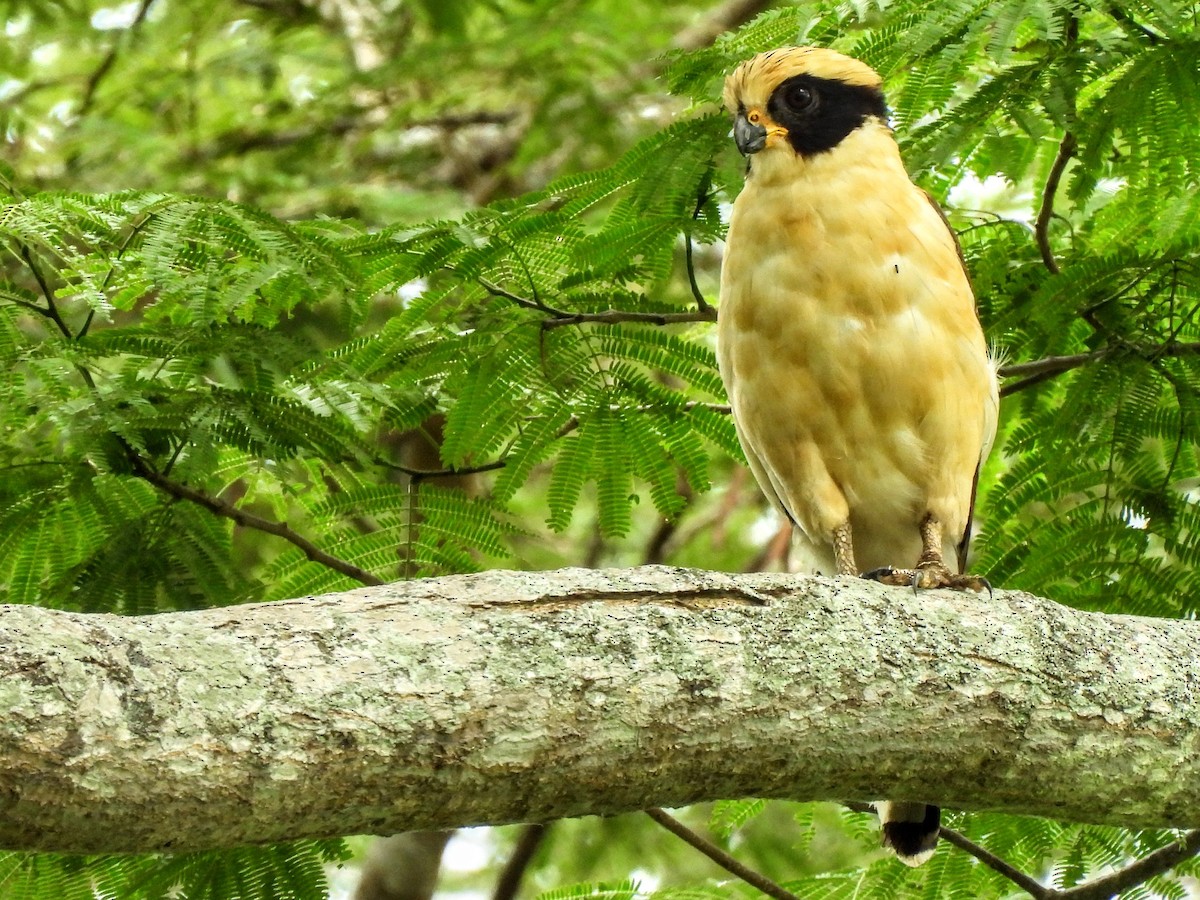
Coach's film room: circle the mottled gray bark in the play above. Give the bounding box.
[1,566,1197,854]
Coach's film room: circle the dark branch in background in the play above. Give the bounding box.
[491,823,550,900]
[378,457,508,483]
[14,243,101,393]
[938,825,1049,896]
[191,111,518,161]
[18,245,73,338]
[998,341,1200,397]
[480,278,717,328]
[130,460,384,587]
[843,802,1200,900]
[479,277,563,315]
[672,0,777,50]
[236,0,321,19]
[1106,4,1164,43]
[645,808,800,900]
[1034,130,1078,276]
[78,0,157,119]
[1057,830,1200,900]
[685,234,711,314]
[687,175,714,314]
[542,308,716,329]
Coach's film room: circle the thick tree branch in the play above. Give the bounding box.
[3,567,1199,857]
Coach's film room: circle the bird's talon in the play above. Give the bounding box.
[861,565,990,594]
[864,566,902,588]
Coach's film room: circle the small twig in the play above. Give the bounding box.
[133,462,384,587]
[685,235,711,314]
[478,278,568,316]
[1035,131,1078,275]
[939,825,1049,897]
[541,307,717,330]
[999,349,1109,380]
[1,290,54,317]
[843,801,1049,897]
[16,244,101,391]
[80,210,159,341]
[645,808,801,900]
[686,176,713,314]
[492,823,550,900]
[845,801,1200,899]
[18,245,72,339]
[672,0,775,50]
[998,341,1200,397]
[480,278,717,329]
[1053,830,1200,900]
[77,0,156,118]
[1105,4,1163,43]
[380,457,508,482]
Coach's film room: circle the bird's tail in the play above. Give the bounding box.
[876,801,940,866]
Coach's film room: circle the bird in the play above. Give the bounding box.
[716,47,1000,865]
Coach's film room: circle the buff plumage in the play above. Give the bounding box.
[717,47,999,864]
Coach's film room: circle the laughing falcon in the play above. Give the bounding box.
[717,47,999,864]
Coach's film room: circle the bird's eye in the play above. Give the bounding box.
[784,84,817,112]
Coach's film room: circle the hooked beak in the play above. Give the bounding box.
[734,112,768,155]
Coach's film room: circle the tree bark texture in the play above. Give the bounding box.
[1,566,1197,854]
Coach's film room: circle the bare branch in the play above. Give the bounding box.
[378,457,508,482]
[685,234,711,314]
[478,278,567,316]
[1055,830,1200,900]
[673,0,777,50]
[492,823,550,900]
[998,341,1200,397]
[844,800,1051,896]
[17,245,71,338]
[646,808,801,900]
[479,278,717,328]
[1105,4,1164,44]
[939,824,1050,898]
[541,307,717,329]
[687,177,714,314]
[78,0,157,119]
[132,462,385,587]
[1034,131,1078,276]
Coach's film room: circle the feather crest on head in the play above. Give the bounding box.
[723,47,883,112]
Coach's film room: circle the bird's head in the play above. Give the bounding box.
[723,47,889,160]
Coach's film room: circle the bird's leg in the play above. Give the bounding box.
[862,513,991,593]
[915,513,949,574]
[832,520,857,576]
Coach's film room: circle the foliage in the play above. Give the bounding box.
[2,0,1200,897]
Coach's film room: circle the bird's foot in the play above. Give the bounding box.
[862,563,991,596]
